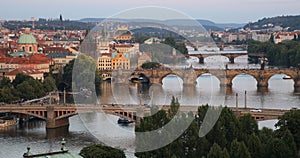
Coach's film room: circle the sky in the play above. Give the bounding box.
[1,0,299,23]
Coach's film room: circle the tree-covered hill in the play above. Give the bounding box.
[245,15,300,31]
[2,19,95,30]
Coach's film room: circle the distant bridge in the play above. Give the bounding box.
[0,104,290,129]
[187,52,265,64]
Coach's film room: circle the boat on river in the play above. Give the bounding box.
[283,75,292,80]
[117,117,133,125]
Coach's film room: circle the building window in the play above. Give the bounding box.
[22,46,25,51]
[29,46,32,52]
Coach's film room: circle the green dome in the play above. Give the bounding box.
[18,33,36,44]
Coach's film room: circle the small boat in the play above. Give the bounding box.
[117,117,133,125]
[283,75,292,80]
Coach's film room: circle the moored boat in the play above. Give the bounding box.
[117,117,133,125]
[283,75,292,80]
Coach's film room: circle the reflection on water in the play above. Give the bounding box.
[0,116,101,158]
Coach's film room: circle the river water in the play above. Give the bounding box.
[1,55,299,158]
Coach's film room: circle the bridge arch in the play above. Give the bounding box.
[160,73,184,85]
[231,74,258,90]
[204,55,229,63]
[267,73,295,91]
[196,73,221,88]
[227,71,259,88]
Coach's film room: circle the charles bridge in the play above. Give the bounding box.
[105,68,300,91]
[0,104,290,129]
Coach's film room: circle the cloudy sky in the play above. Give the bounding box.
[1,0,299,23]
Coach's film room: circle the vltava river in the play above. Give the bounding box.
[1,55,299,157]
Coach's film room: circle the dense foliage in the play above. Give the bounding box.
[248,40,300,67]
[0,74,56,103]
[141,62,161,69]
[135,98,299,158]
[162,37,188,55]
[79,144,125,158]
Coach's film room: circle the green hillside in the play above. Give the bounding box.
[246,15,300,31]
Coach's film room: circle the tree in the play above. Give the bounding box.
[207,143,229,158]
[168,96,179,117]
[43,76,57,92]
[229,139,251,158]
[245,133,262,158]
[141,62,160,69]
[163,37,176,47]
[265,138,291,158]
[12,73,33,88]
[79,144,125,158]
[275,129,297,158]
[238,114,258,136]
[275,110,300,151]
[0,86,18,103]
[0,77,11,89]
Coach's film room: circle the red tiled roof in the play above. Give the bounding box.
[101,53,112,57]
[1,54,51,64]
[5,68,43,76]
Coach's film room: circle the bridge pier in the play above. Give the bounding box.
[229,56,235,64]
[151,78,162,84]
[46,125,69,139]
[198,57,204,64]
[294,79,300,92]
[257,81,268,90]
[46,106,70,129]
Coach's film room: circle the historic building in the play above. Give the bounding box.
[18,28,38,54]
[114,27,133,43]
[47,52,76,71]
[5,68,44,81]
[97,53,112,71]
[112,52,130,69]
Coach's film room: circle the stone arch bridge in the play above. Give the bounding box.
[0,104,289,130]
[0,104,145,129]
[107,68,300,90]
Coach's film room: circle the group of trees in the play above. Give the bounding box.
[248,40,300,67]
[0,74,56,103]
[53,54,102,103]
[162,37,188,55]
[134,97,299,158]
[141,62,161,69]
[79,144,125,158]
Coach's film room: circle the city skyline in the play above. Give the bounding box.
[1,0,299,23]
